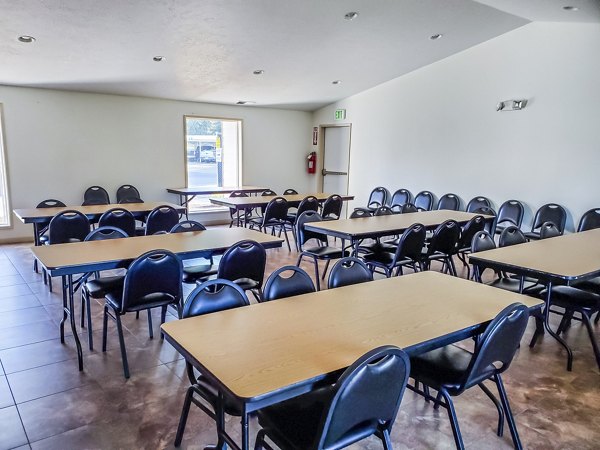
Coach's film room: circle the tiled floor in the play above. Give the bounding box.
[0,234,599,449]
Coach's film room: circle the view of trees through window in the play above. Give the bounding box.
[184,116,242,211]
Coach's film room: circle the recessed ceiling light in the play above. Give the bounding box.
[344,12,359,21]
[153,56,165,62]
[236,101,256,105]
[332,80,342,85]
[253,69,264,75]
[429,33,443,40]
[18,35,36,43]
[563,5,579,11]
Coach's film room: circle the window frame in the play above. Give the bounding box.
[182,115,244,213]
[0,104,11,229]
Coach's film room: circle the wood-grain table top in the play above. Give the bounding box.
[304,210,489,239]
[161,271,541,402]
[469,228,600,281]
[31,228,283,274]
[167,186,268,195]
[209,193,354,209]
[13,202,185,224]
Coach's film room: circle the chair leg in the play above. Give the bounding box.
[448,256,458,277]
[495,374,522,450]
[439,388,465,450]
[254,429,266,450]
[528,310,545,348]
[381,428,393,450]
[83,289,94,351]
[115,314,130,378]
[322,259,330,281]
[102,304,109,352]
[281,226,291,251]
[478,382,504,437]
[136,311,140,320]
[581,310,600,370]
[80,291,86,328]
[174,386,194,446]
[147,309,154,339]
[313,258,321,291]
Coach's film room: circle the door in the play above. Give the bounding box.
[322,126,351,217]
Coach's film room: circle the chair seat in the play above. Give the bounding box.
[303,246,346,259]
[232,278,260,291]
[257,386,337,450]
[105,291,176,312]
[85,275,125,298]
[182,264,218,284]
[487,277,544,296]
[572,276,600,293]
[544,286,600,309]
[410,344,496,394]
[524,231,541,240]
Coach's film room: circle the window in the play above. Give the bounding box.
[184,116,242,212]
[0,105,10,228]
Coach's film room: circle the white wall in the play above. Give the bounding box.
[0,87,312,241]
[312,22,600,232]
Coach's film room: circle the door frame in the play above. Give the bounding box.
[317,123,352,193]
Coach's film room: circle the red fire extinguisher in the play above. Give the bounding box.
[307,152,317,174]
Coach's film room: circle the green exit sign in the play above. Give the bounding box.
[334,109,346,120]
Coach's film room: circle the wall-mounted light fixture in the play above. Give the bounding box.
[496,99,528,111]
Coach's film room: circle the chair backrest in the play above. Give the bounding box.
[120,249,182,313]
[48,210,90,244]
[182,279,249,319]
[145,205,180,235]
[262,266,316,301]
[230,191,249,199]
[170,220,206,233]
[457,215,485,250]
[399,203,419,214]
[98,207,136,237]
[472,206,497,234]
[367,187,389,209]
[84,226,128,241]
[466,196,491,213]
[283,188,298,195]
[427,220,460,256]
[497,200,524,228]
[539,221,561,239]
[314,346,410,450]
[295,211,328,248]
[261,189,277,196]
[83,186,110,205]
[578,208,600,232]
[321,194,343,220]
[437,193,461,211]
[461,303,529,390]
[295,196,320,219]
[414,191,434,211]
[262,197,289,224]
[390,189,412,209]
[349,208,372,219]
[327,257,373,289]
[374,205,393,216]
[217,240,267,290]
[470,230,496,253]
[499,225,527,247]
[531,203,567,233]
[394,222,427,262]
[116,184,142,203]
[36,199,66,209]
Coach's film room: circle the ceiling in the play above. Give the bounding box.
[0,0,597,111]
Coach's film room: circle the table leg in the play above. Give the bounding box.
[241,406,249,450]
[67,275,84,371]
[60,275,68,343]
[237,208,241,227]
[352,239,359,257]
[543,281,573,371]
[33,224,40,273]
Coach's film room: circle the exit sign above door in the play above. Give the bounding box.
[334,109,346,120]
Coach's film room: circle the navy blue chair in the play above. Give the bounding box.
[524,203,567,240]
[145,205,180,235]
[248,197,291,251]
[227,191,250,227]
[456,215,486,279]
[437,193,461,211]
[98,207,136,237]
[578,208,600,232]
[82,185,110,205]
[170,221,217,284]
[390,188,412,212]
[262,266,316,301]
[466,196,491,213]
[366,186,390,211]
[420,220,460,276]
[350,208,372,218]
[327,257,373,289]
[174,279,249,448]
[321,194,343,220]
[295,211,348,290]
[217,240,266,301]
[414,191,435,211]
[409,303,529,450]
[80,226,128,350]
[116,184,142,203]
[495,200,524,235]
[48,210,90,245]
[255,346,410,450]
[103,249,183,378]
[33,199,66,273]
